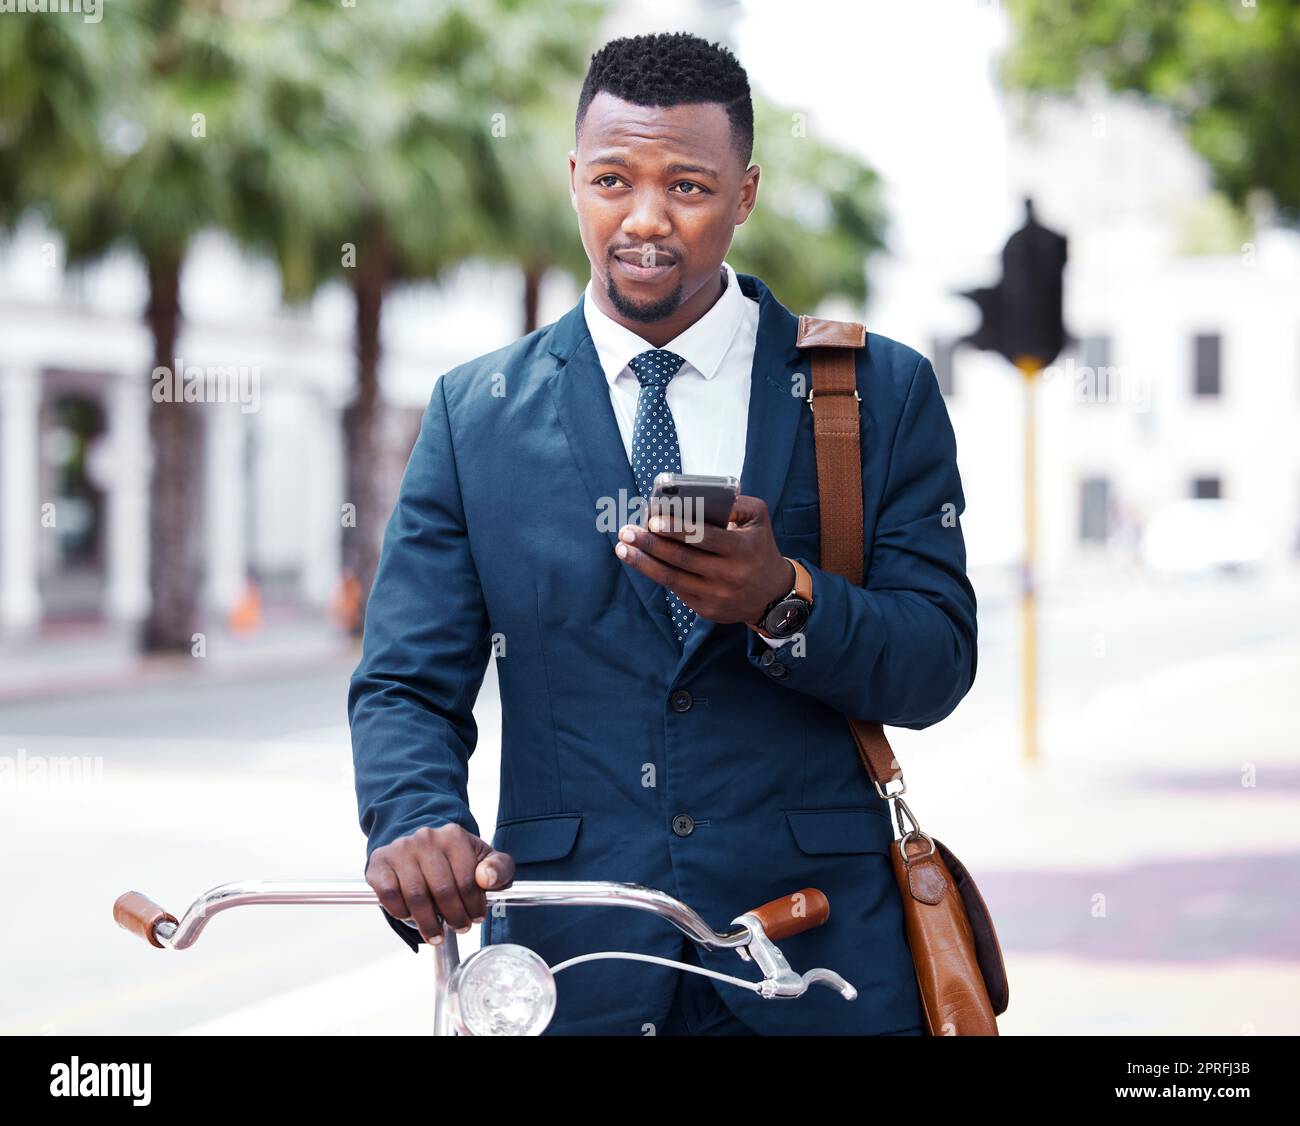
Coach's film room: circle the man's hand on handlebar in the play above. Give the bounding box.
[365,824,516,945]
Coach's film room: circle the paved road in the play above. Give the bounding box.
[1,568,1297,1035]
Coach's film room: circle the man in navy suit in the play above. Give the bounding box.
[348,31,977,1035]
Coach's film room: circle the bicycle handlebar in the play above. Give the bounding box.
[114,879,854,1022]
[113,880,832,951]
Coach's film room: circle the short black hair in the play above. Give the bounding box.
[575,32,753,168]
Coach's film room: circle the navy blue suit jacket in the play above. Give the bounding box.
[348,271,977,1035]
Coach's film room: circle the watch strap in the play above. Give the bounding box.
[747,557,813,638]
[788,557,813,603]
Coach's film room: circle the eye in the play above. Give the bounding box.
[672,181,709,196]
[594,174,624,189]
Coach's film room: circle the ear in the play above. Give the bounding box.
[736,163,761,225]
[568,151,579,212]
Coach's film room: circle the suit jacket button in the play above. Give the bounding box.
[759,647,776,667]
[671,814,695,837]
[768,661,789,679]
[669,689,693,713]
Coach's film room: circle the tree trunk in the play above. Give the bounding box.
[141,255,204,654]
[522,263,543,334]
[342,236,389,637]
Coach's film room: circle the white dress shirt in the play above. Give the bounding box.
[584,259,758,478]
[583,259,790,646]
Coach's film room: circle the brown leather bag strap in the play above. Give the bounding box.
[795,315,903,793]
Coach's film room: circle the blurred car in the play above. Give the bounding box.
[1140,498,1268,574]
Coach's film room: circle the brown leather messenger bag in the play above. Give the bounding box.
[795,314,1009,1036]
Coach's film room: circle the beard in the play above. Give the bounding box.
[606,268,685,323]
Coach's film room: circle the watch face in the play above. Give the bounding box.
[765,598,809,638]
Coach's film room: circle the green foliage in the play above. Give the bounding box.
[1001,0,1300,218]
[0,1,887,316]
[729,99,886,314]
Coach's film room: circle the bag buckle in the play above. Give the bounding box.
[889,794,935,859]
[807,387,860,413]
[896,829,937,861]
[894,795,935,858]
[873,773,906,800]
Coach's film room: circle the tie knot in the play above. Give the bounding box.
[628,349,686,388]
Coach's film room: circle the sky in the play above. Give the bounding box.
[735,0,1017,260]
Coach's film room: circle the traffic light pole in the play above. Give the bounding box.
[956,198,1066,763]
[1015,356,1040,762]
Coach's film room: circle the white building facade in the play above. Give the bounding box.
[0,222,575,635]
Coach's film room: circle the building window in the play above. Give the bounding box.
[1081,334,1110,370]
[1193,333,1221,397]
[1192,476,1222,499]
[1079,477,1111,543]
[930,336,956,398]
[1079,334,1113,402]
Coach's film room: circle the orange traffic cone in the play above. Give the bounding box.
[330,571,362,634]
[229,578,262,636]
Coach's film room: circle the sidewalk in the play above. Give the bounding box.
[886,632,1300,1035]
[0,612,360,704]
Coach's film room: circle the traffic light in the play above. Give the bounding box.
[955,200,1071,763]
[957,198,1069,371]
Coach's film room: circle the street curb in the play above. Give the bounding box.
[0,641,362,705]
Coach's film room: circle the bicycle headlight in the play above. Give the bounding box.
[447,943,556,1036]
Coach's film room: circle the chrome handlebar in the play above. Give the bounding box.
[130,879,758,951]
[114,879,858,1033]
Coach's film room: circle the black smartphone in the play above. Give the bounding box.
[648,473,740,531]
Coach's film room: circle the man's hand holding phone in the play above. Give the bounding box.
[615,490,796,627]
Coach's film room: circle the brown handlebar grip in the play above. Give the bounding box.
[745,887,830,940]
[113,891,178,949]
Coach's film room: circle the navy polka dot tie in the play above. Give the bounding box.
[628,348,695,645]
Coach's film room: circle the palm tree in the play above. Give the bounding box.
[234,0,603,629]
[478,96,596,334]
[0,1,255,653]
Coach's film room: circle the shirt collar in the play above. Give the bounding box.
[583,260,748,387]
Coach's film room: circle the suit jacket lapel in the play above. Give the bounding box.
[677,273,806,669]
[546,298,680,652]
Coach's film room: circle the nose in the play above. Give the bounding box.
[621,186,672,244]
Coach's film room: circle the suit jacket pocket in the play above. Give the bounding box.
[492,813,583,863]
[778,500,820,537]
[784,809,892,855]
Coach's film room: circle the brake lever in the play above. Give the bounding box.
[797,966,858,1001]
[730,915,858,1001]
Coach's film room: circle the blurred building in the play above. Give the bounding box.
[869,88,1300,580]
[0,223,575,634]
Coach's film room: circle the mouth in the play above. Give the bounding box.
[612,248,678,282]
